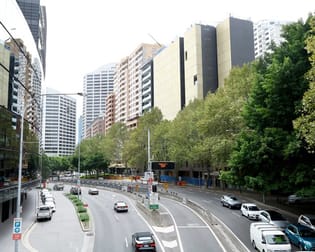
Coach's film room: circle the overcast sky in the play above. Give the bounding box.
[40,0,314,108]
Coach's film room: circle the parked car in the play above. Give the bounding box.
[240,203,260,220]
[36,205,52,221]
[220,195,242,209]
[114,201,128,212]
[298,214,315,231]
[250,222,291,252]
[285,223,315,251]
[88,188,99,195]
[45,201,56,213]
[287,194,315,204]
[53,183,64,191]
[70,186,81,195]
[259,210,290,230]
[131,232,156,251]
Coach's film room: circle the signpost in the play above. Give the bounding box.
[12,218,22,240]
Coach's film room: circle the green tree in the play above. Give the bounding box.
[227,17,313,196]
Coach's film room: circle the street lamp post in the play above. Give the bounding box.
[13,91,84,251]
[15,101,25,252]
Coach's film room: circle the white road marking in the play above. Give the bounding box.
[177,225,209,229]
[152,225,175,233]
[159,203,185,252]
[162,240,178,248]
[125,237,128,248]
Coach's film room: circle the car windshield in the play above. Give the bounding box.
[268,211,286,220]
[265,234,289,244]
[230,197,238,201]
[138,236,152,242]
[301,230,315,237]
[248,206,259,211]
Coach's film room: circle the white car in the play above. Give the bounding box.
[36,205,52,221]
[240,203,260,220]
[298,214,315,230]
[45,201,56,213]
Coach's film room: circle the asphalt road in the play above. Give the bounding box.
[81,187,163,252]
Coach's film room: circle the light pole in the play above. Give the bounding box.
[14,91,84,251]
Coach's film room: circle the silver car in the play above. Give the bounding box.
[259,210,290,230]
[220,195,242,209]
[36,205,52,221]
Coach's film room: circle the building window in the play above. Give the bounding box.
[193,75,198,85]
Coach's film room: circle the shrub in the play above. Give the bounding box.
[77,206,87,213]
[80,213,89,222]
[75,200,83,207]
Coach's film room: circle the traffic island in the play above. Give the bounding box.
[65,194,91,232]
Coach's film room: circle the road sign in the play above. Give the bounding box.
[151,161,175,170]
[12,218,22,240]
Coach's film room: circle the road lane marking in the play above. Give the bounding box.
[159,203,185,252]
[125,237,128,248]
[152,225,174,233]
[162,240,178,248]
[22,221,39,252]
[177,225,208,229]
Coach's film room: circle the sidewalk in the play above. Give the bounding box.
[0,184,88,252]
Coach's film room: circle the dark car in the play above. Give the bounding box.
[131,232,156,251]
[285,223,315,251]
[220,195,242,209]
[70,186,81,195]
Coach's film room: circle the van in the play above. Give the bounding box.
[250,222,291,252]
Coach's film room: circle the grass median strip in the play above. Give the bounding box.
[66,194,90,230]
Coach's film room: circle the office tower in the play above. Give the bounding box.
[184,24,218,105]
[82,63,116,138]
[154,37,185,121]
[254,20,289,58]
[16,0,47,76]
[43,88,77,156]
[216,16,255,87]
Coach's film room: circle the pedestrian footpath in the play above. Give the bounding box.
[0,184,86,252]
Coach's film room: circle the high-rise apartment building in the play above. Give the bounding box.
[82,63,116,138]
[254,20,289,58]
[43,88,77,156]
[216,16,255,87]
[114,43,162,129]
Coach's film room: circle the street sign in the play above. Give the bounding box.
[151,161,175,170]
[12,218,22,240]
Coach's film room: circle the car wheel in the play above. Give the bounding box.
[299,243,304,251]
[228,204,231,209]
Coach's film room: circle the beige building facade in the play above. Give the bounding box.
[153,37,185,121]
[184,24,218,106]
[216,16,255,87]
